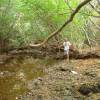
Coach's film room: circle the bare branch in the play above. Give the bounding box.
[64,0,73,11]
[89,18,100,30]
[59,11,100,18]
[89,2,100,14]
[29,0,92,47]
[63,0,100,18]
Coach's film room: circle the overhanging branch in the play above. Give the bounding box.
[29,0,92,47]
[89,2,100,14]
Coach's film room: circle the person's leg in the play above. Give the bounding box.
[64,50,67,62]
[66,50,69,62]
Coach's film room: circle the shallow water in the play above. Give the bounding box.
[0,57,56,100]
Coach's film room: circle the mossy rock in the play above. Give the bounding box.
[78,82,100,95]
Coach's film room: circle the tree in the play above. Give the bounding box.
[29,0,92,47]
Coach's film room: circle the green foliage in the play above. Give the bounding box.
[0,0,99,51]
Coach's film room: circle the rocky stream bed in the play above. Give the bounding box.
[0,58,99,100]
[0,48,100,100]
[17,59,100,100]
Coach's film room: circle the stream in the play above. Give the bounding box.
[0,57,56,100]
[0,55,100,100]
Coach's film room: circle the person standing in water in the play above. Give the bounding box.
[63,38,71,61]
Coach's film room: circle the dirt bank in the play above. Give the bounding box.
[0,46,100,65]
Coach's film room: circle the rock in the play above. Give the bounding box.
[0,72,3,75]
[58,65,73,72]
[16,97,18,99]
[78,82,100,95]
[84,70,97,77]
[0,71,15,77]
[37,77,43,81]
[71,71,78,75]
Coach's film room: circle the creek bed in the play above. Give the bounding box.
[0,57,56,100]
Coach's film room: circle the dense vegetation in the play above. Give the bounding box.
[0,0,99,52]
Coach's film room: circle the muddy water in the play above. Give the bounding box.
[0,57,56,100]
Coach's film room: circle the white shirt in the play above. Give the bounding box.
[63,41,71,51]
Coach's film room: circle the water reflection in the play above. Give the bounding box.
[0,57,53,100]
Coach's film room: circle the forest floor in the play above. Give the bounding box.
[18,58,100,100]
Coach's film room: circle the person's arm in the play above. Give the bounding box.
[63,42,65,46]
[68,41,71,46]
[69,42,75,50]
